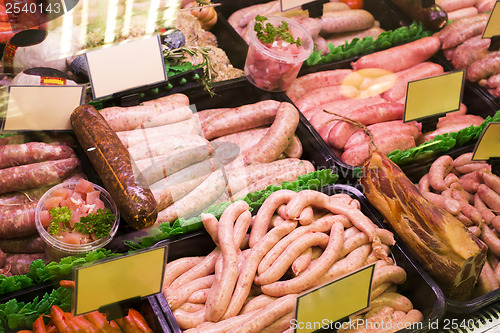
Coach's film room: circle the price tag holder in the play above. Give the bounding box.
[294,264,374,333]
[280,0,327,16]
[85,35,167,100]
[471,122,500,176]
[0,85,84,131]
[73,246,167,316]
[404,70,465,132]
[482,1,500,39]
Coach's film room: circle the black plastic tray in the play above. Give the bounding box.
[380,145,500,314]
[105,78,337,251]
[288,55,499,183]
[322,184,446,333]
[0,282,170,333]
[184,76,336,172]
[447,287,500,314]
[90,8,248,108]
[158,184,446,332]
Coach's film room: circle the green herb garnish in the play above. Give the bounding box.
[125,169,338,249]
[0,249,117,297]
[306,21,431,66]
[0,286,72,331]
[48,207,72,236]
[254,15,302,47]
[388,110,500,166]
[163,46,216,96]
[73,208,116,239]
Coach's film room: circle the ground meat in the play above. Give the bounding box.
[175,12,218,47]
[174,12,244,82]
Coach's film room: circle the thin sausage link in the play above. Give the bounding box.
[250,190,298,248]
[205,201,248,322]
[233,294,298,333]
[261,222,345,297]
[222,221,297,320]
[170,250,218,290]
[163,257,203,290]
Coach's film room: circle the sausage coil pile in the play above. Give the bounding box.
[91,94,316,227]
[0,141,84,274]
[418,152,500,297]
[162,190,424,332]
[198,99,315,200]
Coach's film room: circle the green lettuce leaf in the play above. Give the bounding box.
[0,287,71,331]
[306,22,432,66]
[124,169,339,249]
[388,110,500,165]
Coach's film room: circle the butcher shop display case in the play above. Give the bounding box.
[2,0,500,332]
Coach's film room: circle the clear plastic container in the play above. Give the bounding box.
[35,181,120,262]
[244,16,313,92]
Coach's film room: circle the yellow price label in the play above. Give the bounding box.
[73,246,167,315]
[483,2,500,38]
[472,122,500,161]
[404,70,464,123]
[294,264,374,333]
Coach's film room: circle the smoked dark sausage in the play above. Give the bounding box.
[70,105,157,229]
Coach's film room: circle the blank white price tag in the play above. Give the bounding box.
[281,0,318,11]
[2,85,84,131]
[86,36,167,99]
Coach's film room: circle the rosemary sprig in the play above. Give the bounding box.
[163,45,216,96]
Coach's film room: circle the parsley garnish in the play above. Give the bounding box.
[254,15,302,47]
[73,208,116,239]
[48,207,72,236]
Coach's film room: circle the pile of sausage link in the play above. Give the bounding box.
[0,140,83,274]
[436,0,495,20]
[97,93,316,226]
[418,152,500,296]
[286,35,488,167]
[437,11,500,98]
[228,1,382,55]
[163,190,423,332]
